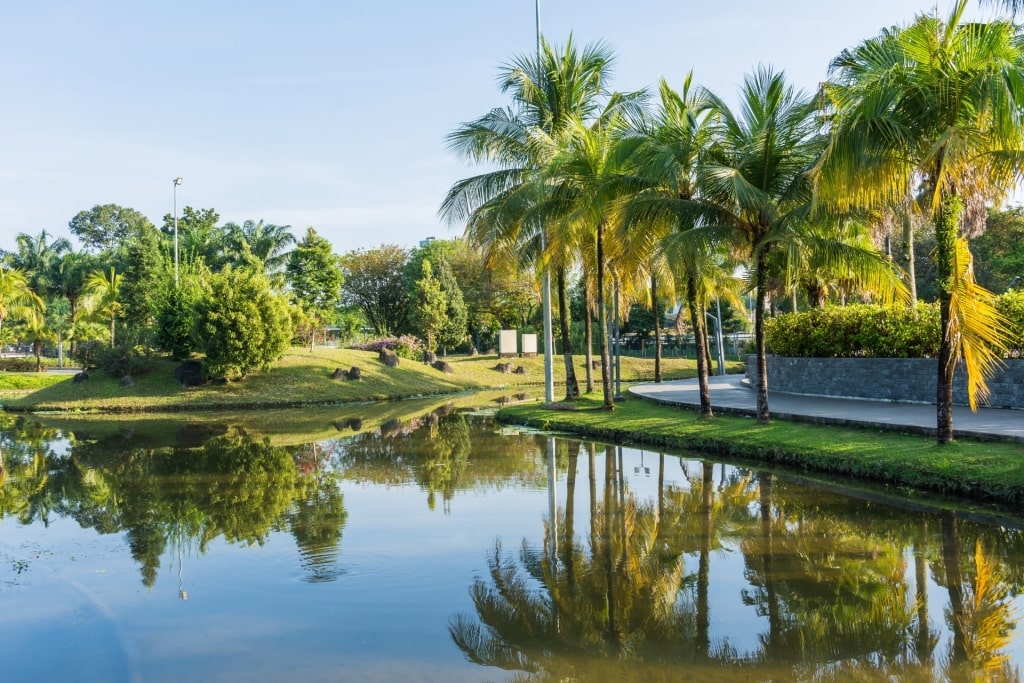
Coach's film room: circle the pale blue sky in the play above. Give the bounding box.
[0,0,996,255]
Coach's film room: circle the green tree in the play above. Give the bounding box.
[161,207,223,270]
[7,230,71,295]
[410,260,447,352]
[195,266,293,379]
[441,37,628,401]
[155,270,204,360]
[83,267,123,346]
[405,243,468,352]
[339,245,410,336]
[222,219,295,282]
[0,266,43,342]
[819,1,1024,443]
[973,208,1024,292]
[69,204,154,254]
[117,222,167,330]
[285,227,343,348]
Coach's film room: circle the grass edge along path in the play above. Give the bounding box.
[496,396,1024,508]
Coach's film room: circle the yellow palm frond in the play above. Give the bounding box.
[947,236,1014,409]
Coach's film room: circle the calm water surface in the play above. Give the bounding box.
[2,398,1023,682]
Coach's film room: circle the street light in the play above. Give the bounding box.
[536,0,554,404]
[173,177,183,286]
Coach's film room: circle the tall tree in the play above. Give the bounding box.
[819,0,1024,443]
[223,219,295,281]
[286,228,343,347]
[339,245,409,337]
[69,204,154,254]
[7,230,71,296]
[442,36,628,402]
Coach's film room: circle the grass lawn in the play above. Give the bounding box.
[2,347,727,413]
[496,395,1024,509]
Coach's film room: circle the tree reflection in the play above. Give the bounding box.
[450,448,1024,681]
[0,420,348,587]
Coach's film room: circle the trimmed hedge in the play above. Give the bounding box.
[766,296,1024,358]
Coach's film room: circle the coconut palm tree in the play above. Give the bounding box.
[8,230,71,296]
[621,74,719,414]
[0,266,43,342]
[818,0,1024,443]
[83,267,123,345]
[223,219,295,283]
[441,36,627,403]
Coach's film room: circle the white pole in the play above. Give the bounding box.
[173,177,182,286]
[536,0,554,403]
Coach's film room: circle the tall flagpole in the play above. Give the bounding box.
[537,0,555,404]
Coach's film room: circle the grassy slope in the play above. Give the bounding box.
[496,396,1024,508]
[3,348,724,412]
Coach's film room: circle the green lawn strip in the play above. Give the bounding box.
[496,396,1024,506]
[0,373,70,391]
[2,348,719,413]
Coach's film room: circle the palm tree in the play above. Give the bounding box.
[8,230,71,296]
[818,0,1024,443]
[441,37,625,403]
[677,68,825,423]
[84,267,123,345]
[0,266,43,342]
[223,219,295,282]
[622,74,718,414]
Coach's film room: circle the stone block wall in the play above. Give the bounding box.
[745,356,1024,409]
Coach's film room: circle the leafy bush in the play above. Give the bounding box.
[0,357,45,372]
[156,283,201,360]
[766,304,941,358]
[996,290,1024,358]
[351,336,423,360]
[71,340,103,370]
[94,337,155,378]
[195,267,293,379]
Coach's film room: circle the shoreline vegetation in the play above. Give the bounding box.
[4,347,1021,512]
[494,396,1024,510]
[0,348,732,413]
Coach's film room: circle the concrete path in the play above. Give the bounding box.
[629,375,1024,443]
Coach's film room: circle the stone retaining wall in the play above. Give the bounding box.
[745,356,1024,409]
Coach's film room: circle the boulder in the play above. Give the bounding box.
[175,360,205,387]
[119,375,134,388]
[513,365,527,374]
[493,362,514,373]
[468,347,479,357]
[346,366,362,380]
[422,350,437,365]
[331,367,347,379]
[379,349,400,367]
[432,360,455,374]
[590,360,602,370]
[72,371,89,384]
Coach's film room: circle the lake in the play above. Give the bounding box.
[2,396,1023,682]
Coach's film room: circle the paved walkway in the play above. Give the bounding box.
[629,375,1024,443]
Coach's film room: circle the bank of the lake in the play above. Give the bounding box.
[2,347,734,413]
[496,396,1024,508]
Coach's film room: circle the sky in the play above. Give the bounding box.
[0,0,999,256]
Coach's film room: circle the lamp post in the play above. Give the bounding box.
[536,0,554,404]
[173,177,183,286]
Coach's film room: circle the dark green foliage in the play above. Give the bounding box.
[996,290,1024,357]
[195,267,293,379]
[766,304,942,358]
[118,223,167,329]
[973,207,1024,292]
[286,228,343,321]
[156,285,200,360]
[93,330,156,378]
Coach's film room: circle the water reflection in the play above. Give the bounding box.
[3,408,1024,681]
[450,443,1023,682]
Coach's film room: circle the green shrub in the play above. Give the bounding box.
[766,304,941,358]
[996,291,1024,358]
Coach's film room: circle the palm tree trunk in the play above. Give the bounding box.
[557,266,580,400]
[754,243,772,423]
[697,460,714,657]
[596,221,614,409]
[687,275,713,417]
[936,195,961,444]
[584,282,594,393]
[941,511,967,671]
[901,209,918,307]
[651,274,662,383]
